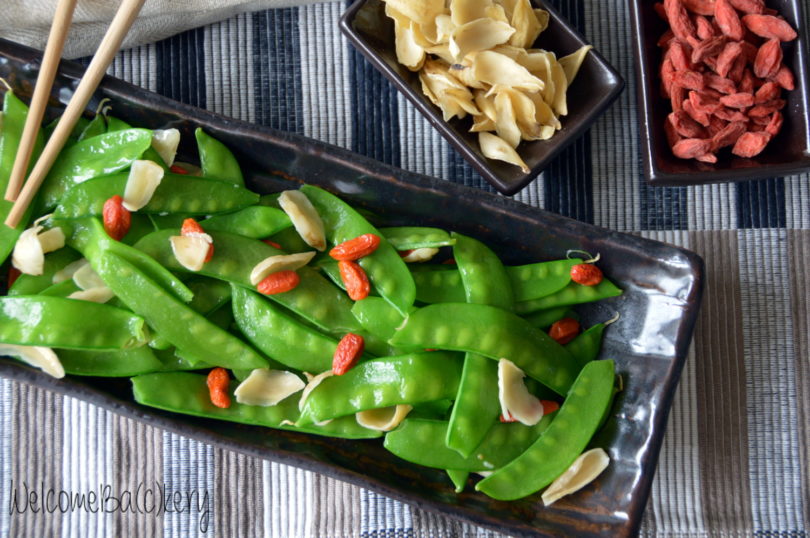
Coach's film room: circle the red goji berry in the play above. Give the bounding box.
[398,249,415,258]
[7,267,21,289]
[257,270,301,295]
[541,400,561,414]
[549,317,581,345]
[732,131,771,157]
[329,233,381,261]
[728,0,764,14]
[664,0,697,41]
[262,239,283,249]
[764,111,783,137]
[715,0,745,40]
[332,333,365,375]
[102,195,131,241]
[499,412,517,423]
[207,367,231,409]
[338,260,370,301]
[695,15,716,39]
[753,38,783,79]
[771,65,795,90]
[742,14,798,41]
[169,164,189,175]
[570,263,604,286]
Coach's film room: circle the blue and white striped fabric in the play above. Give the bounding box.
[2,0,809,536]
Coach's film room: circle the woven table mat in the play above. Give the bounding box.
[1,1,809,536]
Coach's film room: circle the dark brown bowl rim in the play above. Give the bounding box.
[629,0,810,186]
[339,0,626,195]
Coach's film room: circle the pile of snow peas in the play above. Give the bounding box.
[0,87,623,503]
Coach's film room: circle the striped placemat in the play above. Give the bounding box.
[1,1,808,536]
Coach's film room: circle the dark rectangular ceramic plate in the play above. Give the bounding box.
[630,0,810,185]
[0,38,702,537]
[340,0,624,195]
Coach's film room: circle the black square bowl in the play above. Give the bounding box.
[340,0,625,195]
[1,38,701,537]
[630,0,810,185]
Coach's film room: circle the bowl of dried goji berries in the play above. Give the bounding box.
[629,0,810,185]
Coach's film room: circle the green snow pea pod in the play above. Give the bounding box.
[446,470,468,493]
[300,185,415,316]
[515,279,622,314]
[37,279,80,297]
[453,232,513,310]
[351,297,409,341]
[148,213,187,230]
[390,303,578,395]
[105,116,168,170]
[476,359,615,500]
[317,261,348,291]
[43,116,90,146]
[383,415,554,472]
[266,226,311,253]
[134,229,360,333]
[1,90,44,263]
[0,296,147,350]
[132,372,381,439]
[523,307,576,330]
[186,277,232,315]
[53,172,259,219]
[297,352,463,426]
[120,214,156,246]
[231,285,337,373]
[94,251,267,370]
[412,269,466,303]
[565,323,607,368]
[38,129,153,210]
[104,116,131,132]
[8,247,82,296]
[202,206,291,238]
[63,218,193,303]
[505,258,581,303]
[409,399,452,420]
[57,346,164,377]
[195,128,244,186]
[78,113,107,141]
[378,227,454,249]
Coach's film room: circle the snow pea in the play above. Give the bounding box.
[515,279,622,314]
[383,415,554,472]
[8,247,82,296]
[94,251,267,370]
[63,218,193,303]
[134,229,360,333]
[53,172,259,219]
[523,307,576,330]
[132,372,382,439]
[78,113,107,141]
[44,116,90,146]
[0,296,147,350]
[300,185,416,316]
[297,352,464,426]
[378,227,454,249]
[390,303,578,395]
[476,359,615,500]
[57,346,164,377]
[186,277,232,315]
[413,269,466,303]
[195,128,244,186]
[38,129,153,210]
[1,90,44,263]
[231,285,337,373]
[105,116,168,170]
[37,279,80,297]
[453,232,513,310]
[351,297,408,341]
[565,323,606,368]
[446,470,468,493]
[202,206,291,238]
[505,258,581,304]
[266,226,311,253]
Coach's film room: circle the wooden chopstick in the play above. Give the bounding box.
[4,0,79,204]
[4,0,146,229]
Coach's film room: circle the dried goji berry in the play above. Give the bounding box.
[691,36,727,64]
[738,69,756,94]
[682,0,716,15]
[764,111,783,137]
[257,270,301,295]
[714,105,749,122]
[668,40,693,71]
[499,412,517,423]
[715,0,745,40]
[719,92,755,108]
[742,14,798,41]
[541,400,561,414]
[732,131,771,157]
[695,152,718,163]
[332,333,365,375]
[262,239,283,249]
[748,98,785,117]
[671,84,686,112]
[169,164,189,175]
[665,118,683,147]
[727,55,747,82]
[658,29,677,48]
[690,91,721,114]
[338,260,370,301]
[102,195,131,241]
[706,115,729,138]
[570,263,604,286]
[181,218,214,263]
[683,98,711,126]
[661,59,676,98]
[207,367,231,409]
[7,267,21,289]
[441,258,457,265]
[711,120,747,150]
[729,0,765,13]
[673,137,713,158]
[715,41,743,78]
[664,0,697,41]
[549,317,581,345]
[398,249,414,258]
[669,111,707,138]
[705,73,737,94]
[673,70,706,90]
[754,38,783,79]
[771,65,795,90]
[754,81,781,103]
[695,15,716,39]
[329,233,381,261]
[739,41,759,63]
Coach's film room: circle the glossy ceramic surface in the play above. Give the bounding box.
[629,0,810,185]
[340,0,625,195]
[0,38,702,537]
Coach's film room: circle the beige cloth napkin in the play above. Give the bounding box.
[0,0,337,59]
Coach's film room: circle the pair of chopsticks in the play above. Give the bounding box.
[4,0,146,229]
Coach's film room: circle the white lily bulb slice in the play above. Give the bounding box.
[298,370,334,411]
[123,160,165,211]
[478,132,530,173]
[234,369,305,407]
[151,128,180,166]
[72,263,106,290]
[53,258,89,284]
[0,344,64,379]
[11,226,45,275]
[169,234,211,271]
[498,358,545,426]
[401,247,439,263]
[356,404,413,432]
[68,286,115,304]
[278,190,326,251]
[37,227,65,253]
[249,251,317,286]
[542,448,610,506]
